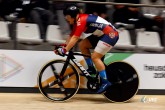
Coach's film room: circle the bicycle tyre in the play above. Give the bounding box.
[38,59,80,102]
[103,61,139,102]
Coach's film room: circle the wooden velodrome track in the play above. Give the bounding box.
[0,93,164,110]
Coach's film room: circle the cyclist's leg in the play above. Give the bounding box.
[79,38,92,58]
[93,34,119,93]
[79,34,101,57]
[92,44,112,93]
[79,35,100,74]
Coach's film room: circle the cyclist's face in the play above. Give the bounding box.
[65,15,75,25]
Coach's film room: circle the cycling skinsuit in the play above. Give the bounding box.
[70,14,119,55]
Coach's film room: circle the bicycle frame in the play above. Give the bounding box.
[60,51,92,79]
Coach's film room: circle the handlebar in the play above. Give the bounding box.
[54,45,90,57]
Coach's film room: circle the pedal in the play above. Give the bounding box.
[87,80,100,92]
[87,76,100,92]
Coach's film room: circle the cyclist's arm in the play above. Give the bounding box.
[65,36,71,45]
[65,15,87,51]
[65,35,79,51]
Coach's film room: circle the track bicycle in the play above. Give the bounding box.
[38,46,139,102]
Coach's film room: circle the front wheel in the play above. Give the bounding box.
[103,61,139,102]
[38,59,80,102]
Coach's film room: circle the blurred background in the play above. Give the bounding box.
[0,0,165,53]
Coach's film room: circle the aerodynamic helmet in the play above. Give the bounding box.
[63,5,80,18]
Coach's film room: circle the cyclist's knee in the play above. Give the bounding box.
[91,54,101,62]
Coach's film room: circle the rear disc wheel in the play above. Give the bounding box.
[103,61,139,102]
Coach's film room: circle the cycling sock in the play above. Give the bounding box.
[97,70,112,94]
[99,70,109,84]
[85,58,94,68]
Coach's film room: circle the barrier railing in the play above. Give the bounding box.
[53,0,165,7]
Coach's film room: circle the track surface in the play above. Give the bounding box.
[0,93,165,110]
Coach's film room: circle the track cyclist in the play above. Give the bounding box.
[54,5,119,94]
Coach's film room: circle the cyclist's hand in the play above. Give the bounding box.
[60,44,67,47]
[54,47,67,56]
[54,44,66,50]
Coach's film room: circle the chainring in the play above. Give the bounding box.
[87,77,100,92]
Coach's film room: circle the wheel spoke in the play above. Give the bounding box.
[45,80,59,88]
[59,84,69,97]
[61,72,75,81]
[50,64,60,79]
[48,80,58,87]
[49,64,71,96]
